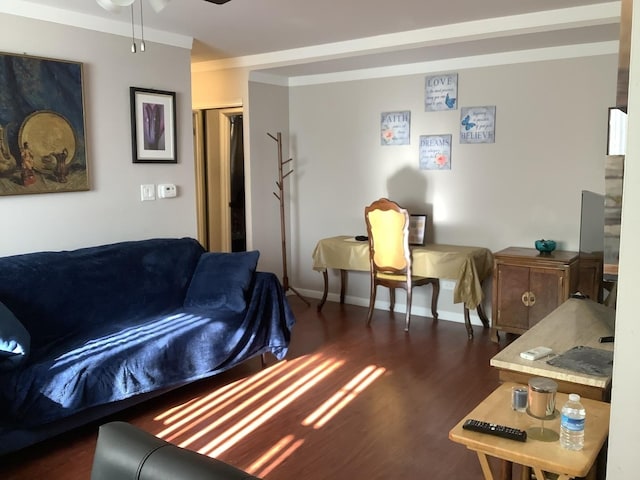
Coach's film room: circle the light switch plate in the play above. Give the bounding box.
[141,184,155,201]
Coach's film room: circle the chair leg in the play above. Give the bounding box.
[366,282,377,326]
[389,288,395,312]
[405,288,412,332]
[431,280,440,321]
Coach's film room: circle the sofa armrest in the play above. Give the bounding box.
[91,421,260,480]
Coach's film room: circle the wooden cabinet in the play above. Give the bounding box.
[577,252,603,302]
[491,247,579,343]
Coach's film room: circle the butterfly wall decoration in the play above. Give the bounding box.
[445,93,456,109]
[461,115,476,131]
[460,106,496,144]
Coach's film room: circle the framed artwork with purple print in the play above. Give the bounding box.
[130,87,177,163]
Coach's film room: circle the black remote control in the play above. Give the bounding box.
[462,419,527,442]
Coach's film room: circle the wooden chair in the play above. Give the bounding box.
[364,198,440,331]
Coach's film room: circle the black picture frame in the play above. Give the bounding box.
[130,87,177,163]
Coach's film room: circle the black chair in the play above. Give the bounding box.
[91,421,260,480]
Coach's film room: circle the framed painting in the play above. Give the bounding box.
[419,134,451,170]
[380,110,411,145]
[460,106,496,144]
[409,214,427,246]
[425,72,458,111]
[130,87,177,163]
[0,52,89,196]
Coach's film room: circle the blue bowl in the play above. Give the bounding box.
[535,239,556,254]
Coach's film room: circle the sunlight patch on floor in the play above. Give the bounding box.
[247,434,305,478]
[302,365,386,429]
[155,357,297,442]
[198,356,344,457]
[151,353,387,476]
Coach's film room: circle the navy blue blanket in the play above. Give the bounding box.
[0,272,294,428]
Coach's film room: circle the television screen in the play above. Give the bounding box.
[580,190,605,255]
[579,190,607,300]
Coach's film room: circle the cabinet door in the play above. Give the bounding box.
[496,264,530,330]
[577,257,602,302]
[528,267,564,327]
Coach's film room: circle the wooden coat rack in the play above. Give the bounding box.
[268,131,309,305]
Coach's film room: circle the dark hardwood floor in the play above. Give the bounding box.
[0,297,514,479]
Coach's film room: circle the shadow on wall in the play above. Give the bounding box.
[386,166,435,243]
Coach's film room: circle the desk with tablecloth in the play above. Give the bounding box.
[312,235,494,338]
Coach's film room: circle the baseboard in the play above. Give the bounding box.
[292,288,486,327]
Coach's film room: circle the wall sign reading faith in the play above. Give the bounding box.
[380,110,411,145]
[419,134,451,170]
[460,106,496,144]
[425,73,458,111]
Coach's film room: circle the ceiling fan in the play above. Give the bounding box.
[96,0,232,14]
[96,0,233,52]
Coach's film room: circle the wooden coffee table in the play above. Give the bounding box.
[449,382,610,480]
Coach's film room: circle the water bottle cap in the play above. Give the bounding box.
[569,393,580,402]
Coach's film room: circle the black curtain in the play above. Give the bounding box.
[229,115,246,252]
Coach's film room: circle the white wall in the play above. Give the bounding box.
[606,3,640,477]
[0,13,196,256]
[192,68,247,110]
[284,54,616,320]
[247,81,291,276]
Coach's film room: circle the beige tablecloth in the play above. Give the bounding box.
[312,235,493,309]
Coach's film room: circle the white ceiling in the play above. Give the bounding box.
[1,0,622,80]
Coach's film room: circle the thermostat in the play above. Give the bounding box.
[157,184,177,198]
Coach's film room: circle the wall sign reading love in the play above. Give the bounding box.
[425,73,458,111]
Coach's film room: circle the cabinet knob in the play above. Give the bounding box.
[521,291,536,307]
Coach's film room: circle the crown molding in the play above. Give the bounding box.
[192,2,620,73]
[280,41,618,87]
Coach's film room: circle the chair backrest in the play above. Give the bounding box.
[364,198,412,275]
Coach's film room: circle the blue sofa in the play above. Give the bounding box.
[0,237,295,455]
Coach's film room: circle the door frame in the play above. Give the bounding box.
[193,106,243,252]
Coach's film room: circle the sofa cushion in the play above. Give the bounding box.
[0,238,205,349]
[185,251,260,313]
[0,301,30,371]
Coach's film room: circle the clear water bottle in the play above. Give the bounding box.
[560,393,586,450]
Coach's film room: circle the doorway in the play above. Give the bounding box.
[193,107,246,252]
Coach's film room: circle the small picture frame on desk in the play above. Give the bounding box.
[409,214,427,245]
